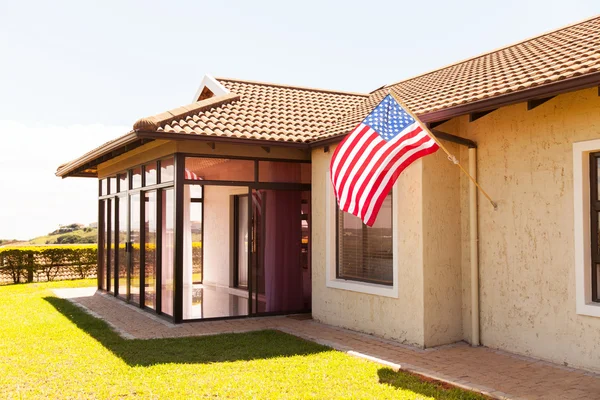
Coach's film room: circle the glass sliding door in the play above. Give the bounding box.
[251,189,311,314]
[144,191,157,309]
[129,193,141,305]
[235,195,249,288]
[117,196,128,299]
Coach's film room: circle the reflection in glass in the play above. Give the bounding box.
[109,199,115,293]
[101,179,108,196]
[145,163,157,186]
[100,200,107,290]
[130,193,141,305]
[109,177,117,194]
[161,189,174,316]
[236,195,248,288]
[184,157,254,181]
[258,161,311,184]
[190,202,203,283]
[119,173,128,192]
[132,167,142,189]
[117,196,128,299]
[160,158,174,182]
[145,192,157,309]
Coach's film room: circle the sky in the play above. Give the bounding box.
[0,0,599,239]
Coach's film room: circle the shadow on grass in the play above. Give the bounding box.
[43,296,329,367]
[377,368,488,400]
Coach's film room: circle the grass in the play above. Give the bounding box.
[0,280,487,399]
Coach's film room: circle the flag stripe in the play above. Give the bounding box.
[345,126,424,215]
[330,124,372,195]
[355,130,431,218]
[363,142,439,225]
[330,94,439,226]
[336,130,380,199]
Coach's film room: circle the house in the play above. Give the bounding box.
[57,15,600,373]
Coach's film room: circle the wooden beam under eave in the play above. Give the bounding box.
[429,119,451,129]
[469,109,496,122]
[527,96,555,110]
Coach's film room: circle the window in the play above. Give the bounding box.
[185,157,254,181]
[132,167,142,189]
[573,139,600,317]
[145,162,157,186]
[118,173,128,192]
[337,191,393,285]
[589,153,600,303]
[160,158,174,183]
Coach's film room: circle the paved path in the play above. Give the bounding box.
[56,288,600,400]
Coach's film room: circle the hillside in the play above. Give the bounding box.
[28,224,98,245]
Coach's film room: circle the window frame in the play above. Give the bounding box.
[325,172,398,298]
[335,192,394,286]
[573,139,600,317]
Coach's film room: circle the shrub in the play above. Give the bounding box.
[0,245,97,284]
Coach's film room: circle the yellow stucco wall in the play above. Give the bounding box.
[311,143,465,347]
[440,86,600,372]
[422,142,464,347]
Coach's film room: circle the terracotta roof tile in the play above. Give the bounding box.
[321,15,600,140]
[148,78,368,143]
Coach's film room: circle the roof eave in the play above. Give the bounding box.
[309,71,600,148]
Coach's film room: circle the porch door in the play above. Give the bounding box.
[250,189,311,315]
[234,195,249,288]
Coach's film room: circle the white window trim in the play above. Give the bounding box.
[573,139,600,317]
[325,171,399,298]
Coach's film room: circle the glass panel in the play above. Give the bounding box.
[185,157,254,181]
[99,200,106,290]
[117,196,128,299]
[160,158,174,182]
[189,185,249,320]
[119,173,128,192]
[236,196,248,288]
[145,163,157,186]
[132,167,142,189]
[189,184,202,199]
[109,199,116,292]
[597,158,600,200]
[130,193,141,305]
[258,161,311,183]
[190,202,203,283]
[337,192,393,286]
[595,264,600,302]
[251,189,311,314]
[144,192,157,309]
[100,179,108,196]
[109,177,117,194]
[161,189,175,316]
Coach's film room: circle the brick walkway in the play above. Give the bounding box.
[58,288,600,400]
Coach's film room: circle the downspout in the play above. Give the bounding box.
[468,147,480,346]
[431,129,480,347]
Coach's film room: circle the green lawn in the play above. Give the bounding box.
[0,280,487,399]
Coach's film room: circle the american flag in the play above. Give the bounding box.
[330,94,439,226]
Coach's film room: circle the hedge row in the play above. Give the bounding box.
[0,245,97,284]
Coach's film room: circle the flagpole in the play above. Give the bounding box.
[388,90,498,210]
